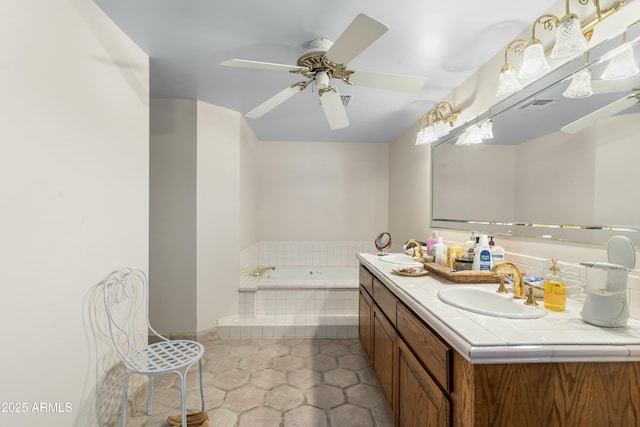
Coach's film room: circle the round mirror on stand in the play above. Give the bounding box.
[374,232,392,255]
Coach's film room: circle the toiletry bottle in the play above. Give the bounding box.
[472,234,493,271]
[489,236,505,265]
[426,231,438,256]
[433,236,447,266]
[463,231,477,260]
[544,259,566,311]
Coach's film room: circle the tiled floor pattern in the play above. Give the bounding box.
[126,338,393,427]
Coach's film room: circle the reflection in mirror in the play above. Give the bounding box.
[374,232,392,255]
[431,20,640,246]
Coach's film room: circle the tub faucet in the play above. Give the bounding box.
[491,262,526,299]
[251,266,275,277]
[404,239,424,261]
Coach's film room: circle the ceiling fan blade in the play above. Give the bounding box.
[221,59,308,73]
[319,87,349,130]
[591,75,640,94]
[245,83,305,119]
[561,92,640,134]
[325,14,388,65]
[348,70,426,92]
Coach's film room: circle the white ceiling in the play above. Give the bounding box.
[94,0,560,143]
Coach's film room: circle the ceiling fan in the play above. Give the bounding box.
[221,13,426,130]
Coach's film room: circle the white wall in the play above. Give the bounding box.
[150,99,198,334]
[0,1,149,426]
[258,141,389,241]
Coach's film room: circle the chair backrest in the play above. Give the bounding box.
[102,268,152,365]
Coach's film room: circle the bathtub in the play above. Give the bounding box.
[258,266,358,289]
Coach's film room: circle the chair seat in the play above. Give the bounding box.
[126,340,204,374]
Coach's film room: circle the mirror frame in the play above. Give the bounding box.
[430,20,640,246]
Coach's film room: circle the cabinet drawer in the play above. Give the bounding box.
[397,303,452,392]
[359,265,373,296]
[373,278,396,326]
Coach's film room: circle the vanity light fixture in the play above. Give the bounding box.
[496,39,528,97]
[550,0,588,59]
[415,102,461,145]
[519,15,558,79]
[601,32,639,80]
[479,118,494,139]
[497,1,625,94]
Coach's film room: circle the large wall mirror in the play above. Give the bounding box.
[431,19,640,246]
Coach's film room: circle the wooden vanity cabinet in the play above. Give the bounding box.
[359,265,452,426]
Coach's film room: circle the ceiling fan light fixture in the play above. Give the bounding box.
[563,68,593,98]
[519,40,551,79]
[601,44,639,80]
[551,13,588,59]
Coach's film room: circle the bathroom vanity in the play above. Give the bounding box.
[357,253,640,427]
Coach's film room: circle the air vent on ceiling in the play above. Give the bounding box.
[519,99,559,110]
[340,95,352,107]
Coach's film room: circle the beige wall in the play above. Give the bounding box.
[257,141,389,241]
[0,1,149,426]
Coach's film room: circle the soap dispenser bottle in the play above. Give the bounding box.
[463,231,477,260]
[544,259,566,312]
[433,236,447,266]
[472,234,493,271]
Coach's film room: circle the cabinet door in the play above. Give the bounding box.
[397,339,450,427]
[359,287,373,363]
[374,305,397,417]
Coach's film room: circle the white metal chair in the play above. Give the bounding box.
[102,268,205,427]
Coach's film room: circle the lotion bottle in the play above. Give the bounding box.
[544,259,566,311]
[463,231,477,260]
[472,234,493,271]
[433,236,447,266]
[489,236,505,265]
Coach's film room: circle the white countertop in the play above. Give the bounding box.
[357,252,640,364]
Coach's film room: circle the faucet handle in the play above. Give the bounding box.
[496,276,508,294]
[524,285,539,306]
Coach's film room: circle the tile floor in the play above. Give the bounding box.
[126,338,393,427]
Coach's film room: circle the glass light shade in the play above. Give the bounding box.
[423,126,437,144]
[518,41,551,79]
[415,129,424,145]
[433,120,450,137]
[455,132,469,146]
[563,69,593,98]
[551,15,588,59]
[465,126,483,144]
[601,45,639,80]
[479,119,493,139]
[496,64,523,97]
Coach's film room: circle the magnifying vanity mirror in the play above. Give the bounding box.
[431,19,640,246]
[374,232,392,255]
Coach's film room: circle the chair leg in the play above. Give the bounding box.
[147,375,154,415]
[177,371,187,426]
[121,373,130,427]
[198,359,205,412]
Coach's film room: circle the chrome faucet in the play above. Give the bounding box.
[404,239,425,261]
[491,262,526,299]
[250,266,275,277]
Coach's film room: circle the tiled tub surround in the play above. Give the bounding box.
[358,252,640,364]
[220,241,375,339]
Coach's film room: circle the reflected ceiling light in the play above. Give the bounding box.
[564,53,593,98]
[564,68,594,98]
[601,32,639,80]
[479,118,494,139]
[496,39,527,97]
[465,125,483,144]
[415,102,461,145]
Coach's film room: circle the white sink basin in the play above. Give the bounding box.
[438,286,547,319]
[378,253,423,266]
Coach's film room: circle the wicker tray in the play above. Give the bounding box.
[422,262,499,284]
